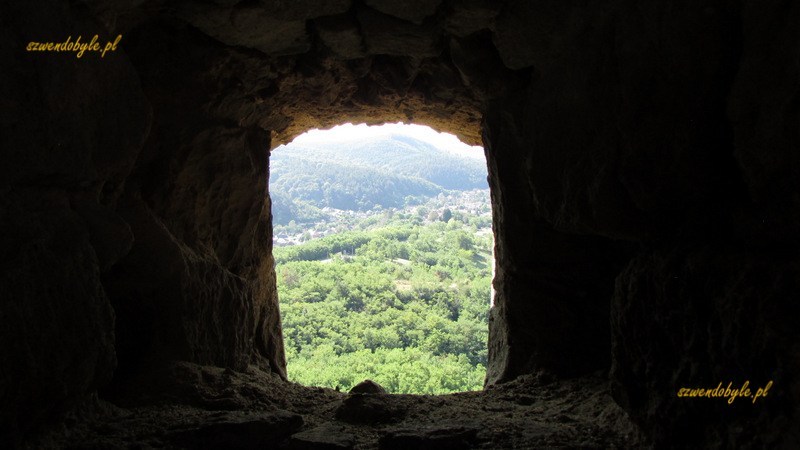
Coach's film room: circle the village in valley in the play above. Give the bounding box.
[273,189,492,247]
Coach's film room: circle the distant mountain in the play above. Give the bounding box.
[269,134,487,224]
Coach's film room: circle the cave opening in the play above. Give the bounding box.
[270,122,493,394]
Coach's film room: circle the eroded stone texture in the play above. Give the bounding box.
[728,0,800,242]
[444,0,498,37]
[335,394,407,424]
[0,191,118,443]
[612,244,800,447]
[103,24,286,383]
[358,7,443,58]
[176,0,352,55]
[290,422,356,449]
[0,0,149,444]
[380,425,479,449]
[314,14,367,59]
[170,409,304,449]
[364,0,442,25]
[29,365,639,448]
[349,379,388,394]
[483,0,799,446]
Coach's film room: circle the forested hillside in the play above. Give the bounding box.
[270,133,488,224]
[276,219,492,393]
[271,125,492,394]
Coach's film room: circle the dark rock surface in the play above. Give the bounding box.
[349,379,388,394]
[291,422,356,449]
[169,409,303,449]
[26,364,641,449]
[335,394,407,425]
[611,244,800,448]
[379,424,478,449]
[1,0,798,447]
[364,0,442,25]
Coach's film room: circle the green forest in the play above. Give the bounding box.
[276,218,492,394]
[270,133,488,225]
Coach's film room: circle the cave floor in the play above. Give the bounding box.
[36,362,642,449]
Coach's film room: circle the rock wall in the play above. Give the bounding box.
[0,3,133,445]
[1,0,798,447]
[483,0,800,446]
[0,0,151,442]
[100,21,285,388]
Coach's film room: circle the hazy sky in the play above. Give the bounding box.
[283,122,485,160]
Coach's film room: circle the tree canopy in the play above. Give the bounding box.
[276,219,492,394]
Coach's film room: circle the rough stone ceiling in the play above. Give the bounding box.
[83,0,519,147]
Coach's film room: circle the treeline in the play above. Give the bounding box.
[274,226,417,264]
[289,347,485,395]
[276,219,492,394]
[270,156,441,214]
